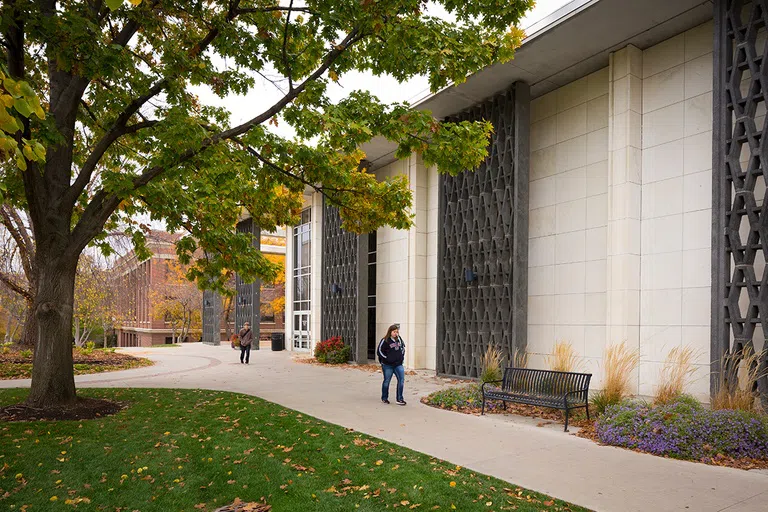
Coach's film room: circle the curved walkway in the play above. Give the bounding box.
[2,343,766,512]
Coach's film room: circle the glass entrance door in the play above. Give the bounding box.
[293,312,310,350]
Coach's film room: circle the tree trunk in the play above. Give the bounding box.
[20,298,38,348]
[26,256,78,408]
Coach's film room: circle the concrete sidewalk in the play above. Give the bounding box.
[3,343,766,512]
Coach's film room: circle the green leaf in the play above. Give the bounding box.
[105,0,124,10]
[13,98,32,118]
[16,153,27,171]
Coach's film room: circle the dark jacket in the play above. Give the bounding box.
[239,327,253,347]
[377,336,405,366]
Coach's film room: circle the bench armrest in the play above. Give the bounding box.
[564,389,589,404]
[481,380,503,393]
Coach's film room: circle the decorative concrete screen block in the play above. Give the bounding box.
[235,218,261,347]
[321,201,369,362]
[713,0,768,407]
[437,83,530,378]
[202,289,221,345]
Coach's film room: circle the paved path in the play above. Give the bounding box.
[3,343,767,512]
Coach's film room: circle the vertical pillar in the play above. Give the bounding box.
[356,233,370,363]
[513,81,531,357]
[406,154,430,369]
[607,45,643,391]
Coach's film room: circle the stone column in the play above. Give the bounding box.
[606,45,643,391]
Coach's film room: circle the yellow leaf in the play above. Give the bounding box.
[329,70,339,82]
[128,0,143,5]
[449,481,456,487]
[50,496,58,502]
[375,460,383,466]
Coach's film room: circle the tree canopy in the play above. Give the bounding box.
[0,0,533,407]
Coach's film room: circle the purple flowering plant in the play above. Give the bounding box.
[597,395,768,460]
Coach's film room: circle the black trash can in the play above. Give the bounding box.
[271,332,285,351]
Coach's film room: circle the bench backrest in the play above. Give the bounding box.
[502,367,592,400]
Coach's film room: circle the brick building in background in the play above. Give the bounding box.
[115,230,285,347]
[114,231,183,347]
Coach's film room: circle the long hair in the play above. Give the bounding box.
[384,324,399,340]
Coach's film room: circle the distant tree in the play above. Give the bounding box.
[151,260,203,344]
[73,255,117,347]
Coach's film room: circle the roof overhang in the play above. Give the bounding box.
[363,0,714,170]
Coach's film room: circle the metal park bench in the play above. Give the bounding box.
[481,367,592,431]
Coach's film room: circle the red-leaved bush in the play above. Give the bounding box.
[314,336,349,364]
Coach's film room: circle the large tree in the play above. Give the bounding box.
[0,0,532,408]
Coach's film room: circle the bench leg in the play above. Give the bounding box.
[586,402,591,421]
[502,401,507,411]
[481,396,486,415]
[564,407,569,432]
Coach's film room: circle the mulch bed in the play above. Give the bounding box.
[0,397,126,422]
[426,396,768,470]
[419,397,591,429]
[0,347,153,380]
[292,357,418,375]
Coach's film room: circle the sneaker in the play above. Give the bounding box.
[381,399,390,404]
[396,400,407,406]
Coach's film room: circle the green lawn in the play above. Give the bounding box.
[0,389,588,511]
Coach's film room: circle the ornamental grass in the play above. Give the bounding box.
[591,342,640,415]
[654,346,699,405]
[480,344,503,384]
[712,347,767,413]
[547,341,581,373]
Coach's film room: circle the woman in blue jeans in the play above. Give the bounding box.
[377,324,406,405]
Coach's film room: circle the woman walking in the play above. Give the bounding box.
[238,322,253,364]
[377,324,406,405]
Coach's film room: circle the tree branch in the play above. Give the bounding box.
[70,27,362,255]
[282,0,294,91]
[0,271,31,301]
[236,6,316,15]
[0,205,34,282]
[66,0,243,207]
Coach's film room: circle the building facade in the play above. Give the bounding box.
[201,223,287,346]
[115,232,185,347]
[281,0,768,405]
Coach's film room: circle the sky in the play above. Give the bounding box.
[192,0,573,139]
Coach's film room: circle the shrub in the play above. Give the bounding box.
[423,384,484,410]
[654,346,698,405]
[547,341,580,373]
[1,342,12,354]
[597,395,768,461]
[82,341,96,355]
[20,349,32,359]
[480,344,503,384]
[712,347,767,412]
[314,336,350,364]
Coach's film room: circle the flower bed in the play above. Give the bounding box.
[596,396,768,464]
